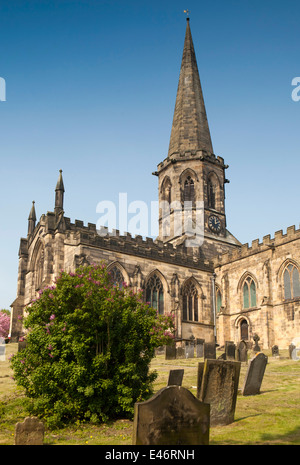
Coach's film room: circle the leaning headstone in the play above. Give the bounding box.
[15,417,44,445]
[133,386,210,445]
[237,340,248,363]
[165,343,176,360]
[204,342,216,360]
[196,362,205,399]
[167,369,184,386]
[271,345,279,357]
[225,341,236,361]
[196,338,204,358]
[0,337,6,362]
[242,352,268,396]
[197,359,241,426]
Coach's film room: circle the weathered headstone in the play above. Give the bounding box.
[14,416,44,445]
[0,337,6,362]
[225,341,236,361]
[133,386,210,445]
[197,359,241,426]
[203,342,216,360]
[185,344,194,358]
[167,369,184,386]
[196,362,205,399]
[176,346,185,359]
[291,337,300,361]
[196,338,204,358]
[18,340,28,352]
[242,352,268,396]
[252,334,261,352]
[271,345,279,357]
[237,340,248,362]
[289,343,296,359]
[165,343,176,360]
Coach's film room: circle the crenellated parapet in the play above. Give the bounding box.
[215,224,300,267]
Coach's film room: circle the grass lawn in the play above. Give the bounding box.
[0,344,299,445]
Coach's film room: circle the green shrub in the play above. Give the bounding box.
[11,263,175,428]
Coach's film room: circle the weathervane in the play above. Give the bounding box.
[183,9,190,18]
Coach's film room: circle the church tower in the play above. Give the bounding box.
[155,18,240,259]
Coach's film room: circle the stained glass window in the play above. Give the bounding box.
[182,280,199,322]
[146,274,164,315]
[243,277,256,309]
[283,263,300,300]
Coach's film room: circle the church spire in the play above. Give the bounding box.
[168,18,213,157]
[27,201,36,236]
[54,169,65,215]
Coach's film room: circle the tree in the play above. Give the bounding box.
[11,263,175,428]
[0,311,10,338]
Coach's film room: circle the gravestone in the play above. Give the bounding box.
[197,359,241,426]
[185,344,194,359]
[167,369,184,386]
[176,346,185,359]
[196,338,204,358]
[165,343,176,360]
[242,353,268,396]
[18,340,28,352]
[289,343,295,359]
[203,342,216,360]
[237,340,248,362]
[133,386,210,445]
[252,334,261,352]
[14,417,44,445]
[0,337,6,362]
[225,341,236,361]
[291,337,300,361]
[271,345,279,357]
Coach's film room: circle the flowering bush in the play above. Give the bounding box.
[11,264,175,428]
[0,311,10,338]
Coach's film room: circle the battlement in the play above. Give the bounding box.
[64,218,213,271]
[215,224,300,266]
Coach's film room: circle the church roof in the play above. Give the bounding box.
[168,18,213,157]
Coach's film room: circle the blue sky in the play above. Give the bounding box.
[0,0,299,309]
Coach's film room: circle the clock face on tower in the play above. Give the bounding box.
[208,215,221,233]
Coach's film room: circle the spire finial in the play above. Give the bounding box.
[28,200,36,235]
[183,9,190,19]
[55,169,65,214]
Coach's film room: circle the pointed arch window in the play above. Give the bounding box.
[208,179,216,209]
[162,177,172,205]
[243,276,256,309]
[184,176,195,204]
[35,247,44,290]
[146,274,164,315]
[216,287,222,313]
[109,266,125,289]
[283,263,300,300]
[182,280,199,322]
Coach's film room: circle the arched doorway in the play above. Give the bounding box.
[240,319,249,340]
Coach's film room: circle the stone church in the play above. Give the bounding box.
[10,19,300,349]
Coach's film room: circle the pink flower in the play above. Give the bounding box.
[47,344,53,350]
[49,353,54,358]
[49,314,56,321]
